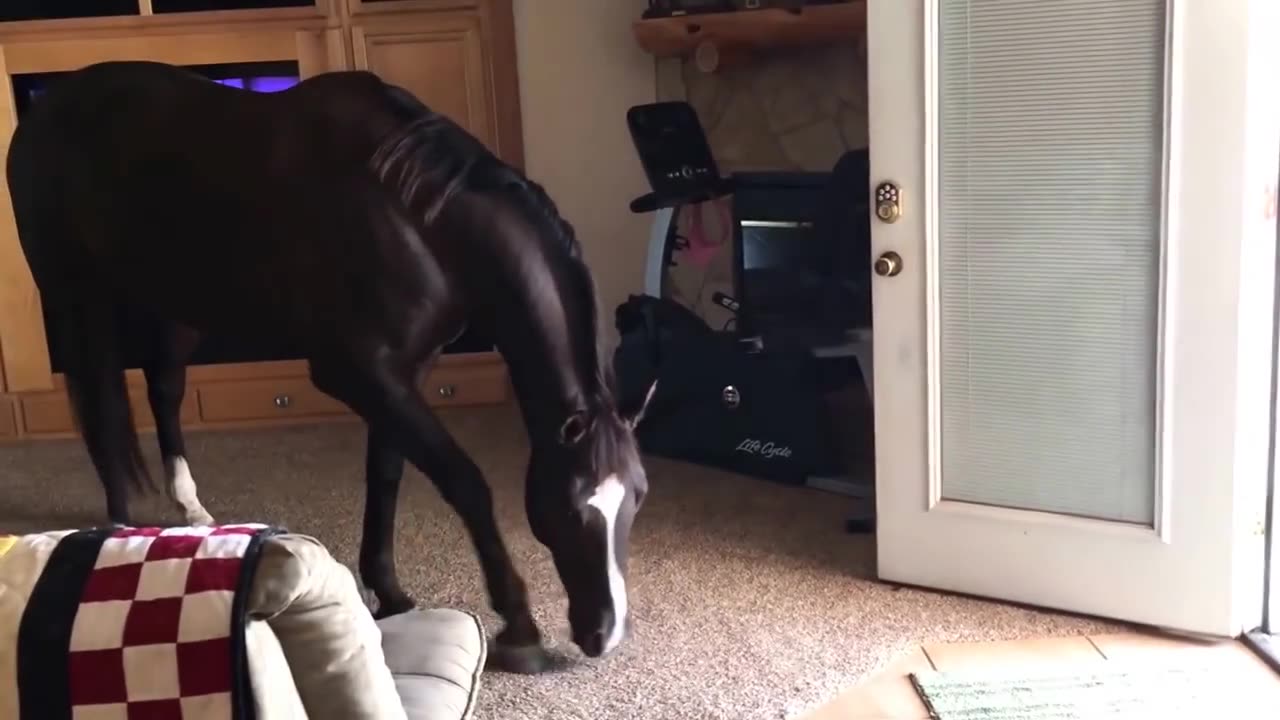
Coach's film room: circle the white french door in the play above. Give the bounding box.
[869,0,1280,636]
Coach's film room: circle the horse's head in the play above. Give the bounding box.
[525,379,656,658]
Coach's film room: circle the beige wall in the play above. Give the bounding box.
[512,0,656,336]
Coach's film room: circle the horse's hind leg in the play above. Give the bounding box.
[311,358,547,674]
[142,322,213,526]
[52,300,153,526]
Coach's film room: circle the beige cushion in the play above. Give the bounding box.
[377,609,487,720]
[244,618,308,720]
[247,534,408,720]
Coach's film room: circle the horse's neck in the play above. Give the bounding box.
[487,256,600,441]
[448,186,602,440]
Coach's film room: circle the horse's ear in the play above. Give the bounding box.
[559,410,590,447]
[620,379,658,430]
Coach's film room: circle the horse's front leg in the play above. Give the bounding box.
[318,361,548,674]
[397,410,547,674]
[360,424,415,618]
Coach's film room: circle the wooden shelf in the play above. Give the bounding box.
[632,2,866,60]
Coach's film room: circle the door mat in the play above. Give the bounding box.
[908,664,1224,719]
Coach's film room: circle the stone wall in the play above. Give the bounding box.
[655,39,868,172]
[651,40,867,323]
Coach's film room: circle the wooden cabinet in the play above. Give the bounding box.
[353,13,494,148]
[350,0,522,164]
[3,354,506,438]
[0,0,520,440]
[345,1,484,21]
[0,396,16,439]
[197,378,349,424]
[19,385,200,435]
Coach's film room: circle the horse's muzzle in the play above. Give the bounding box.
[577,630,608,658]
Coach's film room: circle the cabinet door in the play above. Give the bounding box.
[0,47,38,393]
[351,13,495,151]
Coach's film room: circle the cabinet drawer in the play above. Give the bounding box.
[424,362,508,407]
[192,362,508,424]
[196,379,348,423]
[20,387,199,436]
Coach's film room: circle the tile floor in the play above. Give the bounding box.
[801,628,1280,719]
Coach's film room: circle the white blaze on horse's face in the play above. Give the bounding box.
[586,473,628,654]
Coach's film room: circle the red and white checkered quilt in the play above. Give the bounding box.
[12,523,279,720]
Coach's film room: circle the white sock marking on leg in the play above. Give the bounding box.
[587,474,628,653]
[169,456,214,527]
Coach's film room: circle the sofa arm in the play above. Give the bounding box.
[377,609,487,720]
[248,534,408,720]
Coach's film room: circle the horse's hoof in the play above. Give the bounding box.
[488,642,551,675]
[186,509,216,527]
[372,594,416,620]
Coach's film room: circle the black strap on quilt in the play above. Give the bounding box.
[230,526,284,720]
[16,527,114,720]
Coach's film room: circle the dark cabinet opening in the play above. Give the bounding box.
[152,0,315,13]
[0,0,138,22]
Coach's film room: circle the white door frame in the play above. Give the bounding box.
[1266,172,1280,636]
[869,0,1280,636]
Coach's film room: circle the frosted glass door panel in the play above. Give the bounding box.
[937,0,1166,524]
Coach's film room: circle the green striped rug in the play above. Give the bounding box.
[909,665,1224,719]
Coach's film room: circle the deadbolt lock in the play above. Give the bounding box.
[875,182,903,223]
[874,251,903,277]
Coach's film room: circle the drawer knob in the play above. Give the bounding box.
[274,394,292,409]
[437,384,457,399]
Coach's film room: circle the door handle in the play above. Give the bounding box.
[874,251,903,277]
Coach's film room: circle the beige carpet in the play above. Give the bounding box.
[0,403,1128,720]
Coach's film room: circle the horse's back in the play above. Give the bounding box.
[7,61,420,333]
[9,60,398,233]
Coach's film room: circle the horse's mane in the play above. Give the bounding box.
[367,85,480,227]
[484,171,630,475]
[367,83,617,418]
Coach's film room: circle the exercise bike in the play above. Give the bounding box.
[617,101,877,531]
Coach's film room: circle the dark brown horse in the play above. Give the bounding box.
[6,60,656,672]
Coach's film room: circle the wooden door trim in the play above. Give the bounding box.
[0,45,51,392]
[296,27,347,76]
[0,4,335,41]
[479,0,522,168]
[3,28,307,73]
[346,0,479,18]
